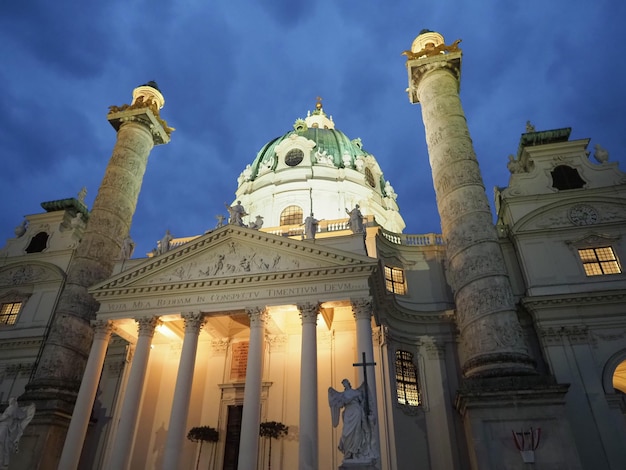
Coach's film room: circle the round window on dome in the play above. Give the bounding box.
[285,148,304,166]
[365,167,376,188]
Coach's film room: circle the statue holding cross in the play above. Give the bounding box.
[328,352,378,463]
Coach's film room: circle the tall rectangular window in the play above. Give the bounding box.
[384,266,406,295]
[578,247,621,276]
[0,302,22,325]
[395,350,420,406]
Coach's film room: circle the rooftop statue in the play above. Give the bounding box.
[346,204,364,234]
[303,213,320,240]
[593,144,609,164]
[402,38,461,60]
[225,201,248,227]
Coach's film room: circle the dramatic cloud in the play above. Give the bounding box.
[1,1,624,255]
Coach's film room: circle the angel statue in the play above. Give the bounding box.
[328,379,376,463]
[0,398,36,468]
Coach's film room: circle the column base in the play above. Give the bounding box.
[455,376,583,470]
[339,458,378,470]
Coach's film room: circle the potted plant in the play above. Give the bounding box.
[187,425,219,470]
[259,421,288,470]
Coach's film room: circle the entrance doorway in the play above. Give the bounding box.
[222,404,243,470]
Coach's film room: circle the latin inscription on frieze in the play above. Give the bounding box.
[103,281,367,313]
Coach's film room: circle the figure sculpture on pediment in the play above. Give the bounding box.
[384,181,397,200]
[216,214,226,228]
[525,121,536,132]
[14,220,28,238]
[225,201,248,227]
[120,236,135,260]
[250,215,264,230]
[328,379,376,463]
[77,186,87,203]
[157,230,173,255]
[593,144,609,164]
[507,155,524,174]
[303,213,320,240]
[0,398,36,469]
[346,205,364,233]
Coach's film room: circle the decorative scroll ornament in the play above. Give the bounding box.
[512,427,541,463]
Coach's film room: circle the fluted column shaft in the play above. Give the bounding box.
[109,316,158,470]
[298,302,320,470]
[162,313,206,470]
[58,320,114,470]
[407,53,534,378]
[237,307,268,470]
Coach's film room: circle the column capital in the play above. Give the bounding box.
[246,306,269,327]
[351,298,373,320]
[107,84,173,145]
[181,312,206,334]
[136,316,159,338]
[91,319,116,340]
[419,336,446,360]
[406,53,462,104]
[297,302,320,324]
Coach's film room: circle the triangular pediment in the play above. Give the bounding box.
[90,226,375,294]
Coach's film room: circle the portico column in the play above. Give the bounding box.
[298,302,320,470]
[109,316,159,470]
[162,312,206,470]
[351,298,381,463]
[237,307,269,470]
[58,320,115,470]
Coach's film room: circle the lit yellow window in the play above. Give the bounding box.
[280,205,303,226]
[0,302,22,325]
[384,266,406,295]
[395,350,420,406]
[578,247,621,276]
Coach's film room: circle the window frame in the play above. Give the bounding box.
[577,246,622,276]
[395,350,420,407]
[384,265,407,295]
[0,301,23,326]
[280,205,303,226]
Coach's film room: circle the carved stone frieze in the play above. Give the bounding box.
[455,279,514,326]
[461,315,526,358]
[266,334,288,352]
[433,159,483,196]
[0,264,55,287]
[540,325,590,346]
[211,338,230,353]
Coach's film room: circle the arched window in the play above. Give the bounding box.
[280,205,303,226]
[395,350,420,406]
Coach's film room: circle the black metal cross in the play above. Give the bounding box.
[353,352,376,415]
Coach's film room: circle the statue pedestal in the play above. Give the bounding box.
[339,459,378,470]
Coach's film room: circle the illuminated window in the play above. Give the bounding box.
[578,247,621,276]
[384,266,406,295]
[0,302,22,325]
[365,168,376,188]
[395,350,420,406]
[280,205,303,226]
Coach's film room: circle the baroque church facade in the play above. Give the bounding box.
[1,30,625,470]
